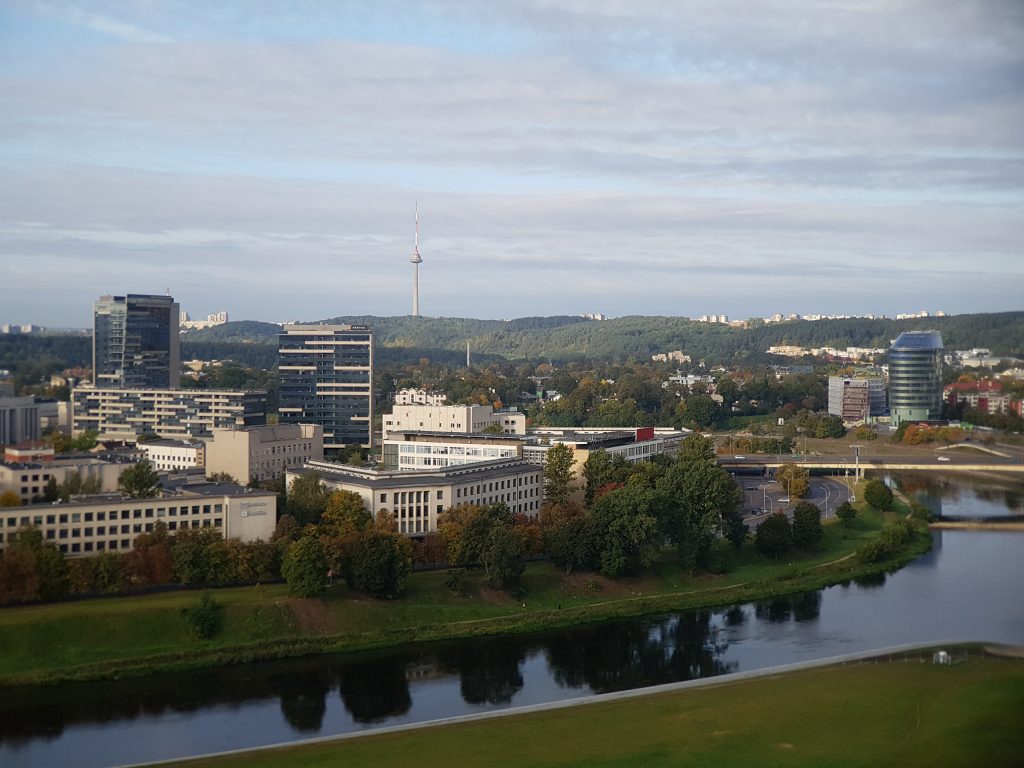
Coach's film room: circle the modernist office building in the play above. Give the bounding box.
[278,325,373,452]
[888,331,944,426]
[72,387,267,441]
[93,294,181,388]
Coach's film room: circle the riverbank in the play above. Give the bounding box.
[163,648,1024,768]
[0,503,930,688]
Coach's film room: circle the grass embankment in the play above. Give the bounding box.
[0,501,928,688]
[171,653,1024,768]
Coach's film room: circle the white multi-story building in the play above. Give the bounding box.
[394,388,447,406]
[382,431,525,471]
[288,458,543,536]
[0,483,276,558]
[827,377,887,423]
[139,439,206,472]
[205,424,324,483]
[382,404,526,439]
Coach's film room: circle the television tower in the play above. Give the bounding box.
[410,204,423,317]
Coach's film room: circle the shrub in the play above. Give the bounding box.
[181,593,224,640]
[863,480,894,511]
[835,501,857,528]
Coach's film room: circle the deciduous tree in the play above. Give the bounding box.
[792,501,824,551]
[543,443,576,506]
[864,479,894,511]
[755,513,792,559]
[282,533,328,598]
[118,460,161,499]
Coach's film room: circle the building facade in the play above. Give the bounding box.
[381,431,525,471]
[394,388,447,406]
[93,294,181,388]
[287,458,543,536]
[278,325,373,451]
[889,331,944,426]
[0,455,127,504]
[0,396,40,446]
[72,387,267,441]
[0,484,276,557]
[139,439,206,472]
[827,377,887,423]
[382,404,526,439]
[944,380,1023,417]
[205,424,324,483]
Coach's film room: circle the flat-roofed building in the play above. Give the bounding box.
[72,387,267,441]
[93,294,180,389]
[0,454,130,504]
[287,458,542,536]
[205,424,324,484]
[394,388,447,406]
[381,430,525,471]
[382,404,526,439]
[0,483,276,557]
[828,377,887,423]
[0,396,41,446]
[138,439,205,472]
[889,331,944,426]
[278,324,373,452]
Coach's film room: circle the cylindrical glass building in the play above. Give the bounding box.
[888,331,944,426]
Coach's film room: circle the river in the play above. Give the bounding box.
[2,472,1022,768]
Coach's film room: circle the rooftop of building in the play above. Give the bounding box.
[383,430,526,444]
[140,438,206,448]
[6,483,275,511]
[890,330,944,350]
[299,457,539,489]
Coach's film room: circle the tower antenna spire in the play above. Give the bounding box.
[410,203,423,317]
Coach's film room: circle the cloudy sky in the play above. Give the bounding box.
[1,1,1022,327]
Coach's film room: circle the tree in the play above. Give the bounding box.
[582,449,629,506]
[480,422,505,435]
[180,592,224,640]
[755,513,792,559]
[588,484,660,579]
[543,443,576,506]
[282,533,328,597]
[835,501,857,528]
[482,525,526,589]
[344,531,413,599]
[676,433,717,465]
[775,464,809,499]
[0,490,21,507]
[125,522,174,585]
[792,501,823,551]
[681,394,720,429]
[322,490,371,536]
[0,527,68,602]
[207,471,237,483]
[286,471,330,526]
[118,460,161,499]
[864,479,894,511]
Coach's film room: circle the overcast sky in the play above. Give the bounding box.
[1,1,1022,327]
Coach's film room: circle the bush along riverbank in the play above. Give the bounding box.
[0,498,931,689]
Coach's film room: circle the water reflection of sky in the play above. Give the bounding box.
[2,475,1023,768]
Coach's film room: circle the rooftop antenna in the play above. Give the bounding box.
[410,203,423,317]
[466,340,470,368]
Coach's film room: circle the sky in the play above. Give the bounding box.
[1,0,1022,327]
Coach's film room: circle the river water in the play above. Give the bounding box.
[2,473,1022,768]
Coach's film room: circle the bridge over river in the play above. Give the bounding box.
[718,453,1024,479]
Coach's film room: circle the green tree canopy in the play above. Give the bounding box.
[118,460,161,499]
[543,443,576,506]
[322,489,371,536]
[482,525,526,589]
[775,464,809,499]
[282,533,328,598]
[863,480,894,511]
[343,530,413,599]
[286,471,330,526]
[755,513,792,559]
[792,501,824,551]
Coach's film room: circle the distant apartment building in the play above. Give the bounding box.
[651,350,691,364]
[180,310,229,331]
[0,396,41,446]
[72,387,267,441]
[139,439,206,472]
[827,377,887,423]
[205,423,324,483]
[288,458,543,536]
[381,431,525,471]
[944,380,1023,417]
[394,388,447,406]
[0,483,276,558]
[93,294,180,388]
[278,324,373,451]
[889,331,944,426]
[767,345,809,357]
[382,404,526,440]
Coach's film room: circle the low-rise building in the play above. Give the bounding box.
[381,431,525,471]
[0,482,276,557]
[72,387,267,441]
[139,439,206,472]
[382,404,526,439]
[205,424,324,483]
[0,454,135,505]
[287,458,543,536]
[944,380,1023,416]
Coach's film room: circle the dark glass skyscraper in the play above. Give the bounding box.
[93,294,180,388]
[888,330,943,426]
[278,324,373,451]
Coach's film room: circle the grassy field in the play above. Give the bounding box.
[170,653,1024,768]
[0,498,926,687]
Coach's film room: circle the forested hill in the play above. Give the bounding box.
[180,311,1024,364]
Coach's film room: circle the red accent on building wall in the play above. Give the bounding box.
[635,427,655,442]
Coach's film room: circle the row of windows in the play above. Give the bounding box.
[0,518,223,550]
[2,503,223,528]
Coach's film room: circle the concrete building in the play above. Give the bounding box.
[828,377,887,423]
[382,431,525,471]
[180,310,228,331]
[139,439,206,472]
[944,380,1023,417]
[287,458,543,536]
[93,294,180,389]
[394,388,447,406]
[0,396,41,446]
[0,454,130,504]
[205,424,324,483]
[889,331,944,426]
[72,387,267,441]
[0,483,276,558]
[382,404,526,439]
[278,324,373,452]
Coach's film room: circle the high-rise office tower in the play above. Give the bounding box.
[888,330,944,426]
[278,324,374,451]
[93,294,180,388]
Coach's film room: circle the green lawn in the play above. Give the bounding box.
[0,490,918,686]
[170,654,1024,768]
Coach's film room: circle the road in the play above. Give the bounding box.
[735,475,852,523]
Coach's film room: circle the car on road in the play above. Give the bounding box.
[734,455,746,459]
[938,456,951,462]
[778,497,790,504]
